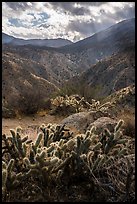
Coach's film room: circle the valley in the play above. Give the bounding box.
[2,18,135,115]
[2,17,135,202]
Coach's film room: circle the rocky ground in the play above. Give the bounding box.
[2,111,65,139]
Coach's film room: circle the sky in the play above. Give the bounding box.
[2,2,135,42]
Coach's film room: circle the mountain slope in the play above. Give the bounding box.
[65,45,135,99]
[103,84,135,110]
[2,51,59,112]
[2,33,15,44]
[57,18,135,69]
[2,44,80,87]
[60,18,135,52]
[2,33,73,48]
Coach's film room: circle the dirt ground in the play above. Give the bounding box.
[2,112,65,140]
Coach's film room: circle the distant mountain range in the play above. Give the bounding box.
[2,18,135,112]
[57,18,135,69]
[2,33,73,48]
[59,18,135,53]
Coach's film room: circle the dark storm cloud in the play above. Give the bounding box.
[5,2,91,16]
[48,2,106,8]
[72,7,90,16]
[66,3,135,38]
[46,2,106,16]
[46,2,88,15]
[79,2,107,6]
[5,2,32,11]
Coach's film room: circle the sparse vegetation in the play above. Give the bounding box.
[2,120,135,202]
[50,95,91,116]
[57,82,103,102]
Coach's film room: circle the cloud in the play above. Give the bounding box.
[2,2,135,42]
[66,2,135,40]
[46,2,91,16]
[67,20,97,36]
[5,2,33,11]
[5,2,32,12]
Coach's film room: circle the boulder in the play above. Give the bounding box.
[60,110,109,133]
[87,117,117,134]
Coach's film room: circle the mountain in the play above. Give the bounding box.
[2,18,135,114]
[60,18,135,52]
[2,44,80,87]
[2,42,82,112]
[66,44,135,99]
[2,33,15,44]
[2,33,73,48]
[57,18,135,69]
[2,51,59,113]
[2,18,135,73]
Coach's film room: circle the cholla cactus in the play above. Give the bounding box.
[2,119,134,202]
[40,123,72,147]
[50,95,90,115]
[2,159,23,198]
[86,119,129,172]
[51,95,113,116]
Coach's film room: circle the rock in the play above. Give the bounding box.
[87,117,117,134]
[60,110,109,133]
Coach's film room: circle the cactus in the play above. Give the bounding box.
[50,95,91,115]
[85,119,131,174]
[118,148,128,157]
[34,132,43,149]
[114,119,124,132]
[21,135,28,143]
[2,158,25,197]
[98,120,126,155]
[52,156,72,173]
[97,154,107,169]
[2,169,7,190]
[7,159,15,174]
[93,142,102,151]
[92,154,102,171]
[2,119,134,202]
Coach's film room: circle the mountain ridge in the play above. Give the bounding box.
[2,32,73,48]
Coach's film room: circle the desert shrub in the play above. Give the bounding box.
[17,89,46,115]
